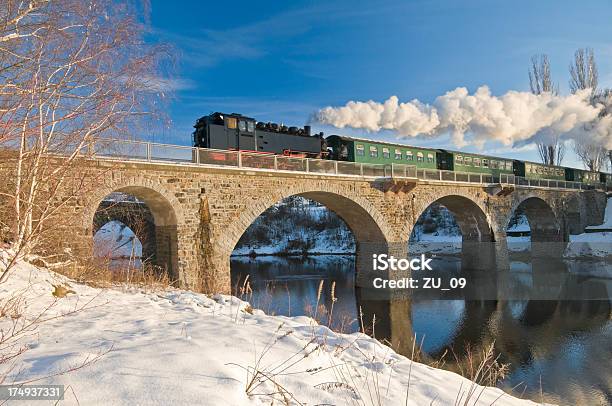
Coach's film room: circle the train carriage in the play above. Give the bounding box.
[441,151,515,177]
[566,168,603,185]
[325,135,438,169]
[513,161,566,181]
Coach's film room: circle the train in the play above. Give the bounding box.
[193,112,612,188]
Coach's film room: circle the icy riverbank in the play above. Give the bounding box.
[0,254,543,406]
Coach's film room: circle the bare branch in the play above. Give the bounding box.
[569,48,598,95]
[0,0,173,282]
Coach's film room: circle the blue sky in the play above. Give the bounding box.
[148,0,612,167]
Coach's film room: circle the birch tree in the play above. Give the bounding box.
[0,0,170,282]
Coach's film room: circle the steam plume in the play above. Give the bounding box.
[315,86,612,149]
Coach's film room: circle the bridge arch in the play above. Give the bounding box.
[403,191,495,243]
[84,180,184,281]
[509,196,561,243]
[405,192,496,272]
[221,184,394,287]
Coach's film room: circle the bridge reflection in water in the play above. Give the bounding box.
[359,254,612,405]
[232,254,612,405]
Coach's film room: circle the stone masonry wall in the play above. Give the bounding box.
[0,157,606,294]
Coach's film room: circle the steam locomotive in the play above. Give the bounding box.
[193,111,612,188]
[193,112,327,158]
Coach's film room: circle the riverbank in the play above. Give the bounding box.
[0,252,543,406]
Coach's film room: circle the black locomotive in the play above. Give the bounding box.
[193,112,327,158]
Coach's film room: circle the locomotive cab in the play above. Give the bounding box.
[193,112,257,151]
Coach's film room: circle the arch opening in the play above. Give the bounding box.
[94,220,144,270]
[506,197,562,260]
[408,195,495,271]
[229,191,388,332]
[91,188,179,280]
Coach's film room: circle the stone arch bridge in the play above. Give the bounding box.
[1,153,607,293]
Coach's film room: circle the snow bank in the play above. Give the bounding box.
[0,254,542,406]
[565,232,612,258]
[409,234,462,255]
[506,214,530,233]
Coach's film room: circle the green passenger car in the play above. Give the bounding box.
[325,135,438,170]
[443,150,515,176]
[566,168,602,185]
[515,161,566,181]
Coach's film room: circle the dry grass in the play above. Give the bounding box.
[227,318,516,406]
[57,258,173,292]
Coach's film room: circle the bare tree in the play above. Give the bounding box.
[528,54,564,166]
[573,143,607,172]
[0,0,171,283]
[568,48,607,171]
[569,48,598,95]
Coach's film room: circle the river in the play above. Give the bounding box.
[231,253,612,405]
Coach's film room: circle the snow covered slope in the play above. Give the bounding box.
[0,255,544,406]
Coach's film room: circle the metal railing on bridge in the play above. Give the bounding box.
[413,168,601,191]
[90,138,611,192]
[91,138,418,179]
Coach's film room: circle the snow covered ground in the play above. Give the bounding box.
[408,233,462,255]
[0,253,543,406]
[565,232,612,258]
[233,227,355,256]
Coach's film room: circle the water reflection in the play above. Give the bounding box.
[231,254,612,405]
[231,255,358,331]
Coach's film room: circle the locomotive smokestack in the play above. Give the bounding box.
[304,125,311,136]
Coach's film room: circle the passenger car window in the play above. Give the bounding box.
[382,147,390,158]
[369,146,378,157]
[356,144,365,156]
